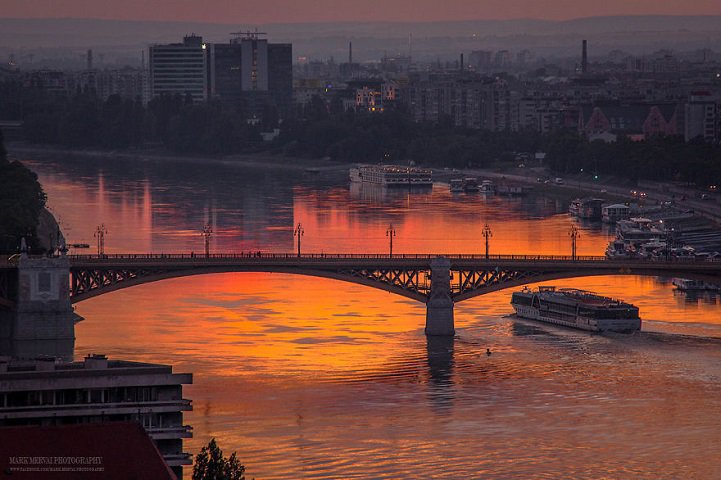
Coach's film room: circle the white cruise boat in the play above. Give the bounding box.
[349,165,433,186]
[672,278,721,292]
[511,286,641,333]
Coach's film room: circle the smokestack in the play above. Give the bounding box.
[460,53,464,71]
[87,49,93,70]
[349,41,353,64]
[582,40,588,74]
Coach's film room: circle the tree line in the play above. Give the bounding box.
[2,78,720,186]
[0,129,47,254]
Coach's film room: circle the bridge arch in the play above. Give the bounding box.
[69,265,429,304]
[452,268,721,302]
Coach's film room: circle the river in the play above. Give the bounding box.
[22,153,721,479]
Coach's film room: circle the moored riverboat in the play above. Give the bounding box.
[349,164,433,186]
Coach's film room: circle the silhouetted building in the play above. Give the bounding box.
[685,91,719,142]
[207,33,292,117]
[149,35,207,103]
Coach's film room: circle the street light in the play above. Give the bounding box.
[94,224,108,256]
[294,223,304,257]
[569,225,580,260]
[386,223,396,257]
[201,224,213,258]
[481,223,492,259]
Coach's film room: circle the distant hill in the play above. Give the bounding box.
[1,16,721,66]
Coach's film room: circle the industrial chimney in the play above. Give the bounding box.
[581,40,588,74]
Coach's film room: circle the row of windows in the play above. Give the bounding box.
[0,386,173,408]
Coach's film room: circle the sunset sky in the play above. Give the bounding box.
[3,0,721,24]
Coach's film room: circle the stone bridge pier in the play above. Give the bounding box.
[0,254,75,359]
[425,257,455,336]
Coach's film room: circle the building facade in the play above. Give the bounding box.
[149,34,208,103]
[0,354,192,478]
[207,34,293,117]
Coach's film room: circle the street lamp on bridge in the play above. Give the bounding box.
[481,223,492,259]
[294,223,304,257]
[386,223,396,257]
[94,224,108,256]
[569,225,580,260]
[201,224,213,258]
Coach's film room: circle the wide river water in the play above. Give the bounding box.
[22,153,721,479]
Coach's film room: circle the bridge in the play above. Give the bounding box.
[1,253,719,341]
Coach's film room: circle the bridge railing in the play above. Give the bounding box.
[60,252,721,264]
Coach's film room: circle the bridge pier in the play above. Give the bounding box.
[0,255,75,360]
[425,257,455,336]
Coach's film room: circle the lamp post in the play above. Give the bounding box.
[294,223,304,257]
[386,223,396,257]
[201,224,213,258]
[481,223,492,259]
[569,225,580,260]
[94,224,108,256]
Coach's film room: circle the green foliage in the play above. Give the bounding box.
[192,438,246,480]
[0,150,47,253]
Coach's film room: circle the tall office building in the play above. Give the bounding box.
[149,35,207,103]
[207,33,292,117]
[685,92,719,143]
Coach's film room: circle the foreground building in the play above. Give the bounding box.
[0,354,192,478]
[0,422,177,479]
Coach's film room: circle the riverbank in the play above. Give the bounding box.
[10,142,721,225]
[6,142,349,173]
[454,166,721,226]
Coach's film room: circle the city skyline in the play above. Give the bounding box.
[3,0,721,24]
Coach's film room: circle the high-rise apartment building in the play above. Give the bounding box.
[149,33,291,116]
[685,92,719,143]
[207,33,292,116]
[149,35,207,103]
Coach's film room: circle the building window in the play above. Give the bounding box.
[38,272,51,292]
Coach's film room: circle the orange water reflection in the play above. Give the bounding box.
[27,158,721,479]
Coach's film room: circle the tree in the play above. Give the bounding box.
[0,158,47,253]
[192,438,246,480]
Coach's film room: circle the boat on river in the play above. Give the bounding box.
[672,278,721,292]
[449,178,464,192]
[511,286,641,332]
[349,165,433,186]
[462,177,480,192]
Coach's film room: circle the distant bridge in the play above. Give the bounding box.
[60,253,721,335]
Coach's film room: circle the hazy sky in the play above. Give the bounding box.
[3,0,721,24]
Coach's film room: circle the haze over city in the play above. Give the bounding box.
[4,0,721,22]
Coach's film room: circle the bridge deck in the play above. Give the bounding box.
[1,253,718,306]
[60,253,721,271]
